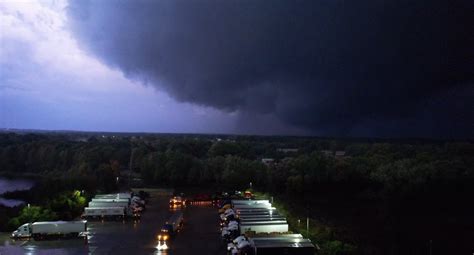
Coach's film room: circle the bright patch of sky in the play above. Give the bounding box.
[0,0,236,134]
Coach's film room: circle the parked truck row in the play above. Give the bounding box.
[82,192,147,220]
[10,191,151,242]
[219,199,316,254]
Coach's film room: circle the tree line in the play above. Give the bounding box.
[0,133,473,254]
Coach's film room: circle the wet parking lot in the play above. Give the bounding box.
[0,190,224,255]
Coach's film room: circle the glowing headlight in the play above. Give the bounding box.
[156,242,168,251]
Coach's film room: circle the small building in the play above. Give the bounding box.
[335,151,346,159]
[320,150,333,157]
[261,158,275,166]
[277,148,299,153]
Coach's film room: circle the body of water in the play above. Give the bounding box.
[0,178,34,207]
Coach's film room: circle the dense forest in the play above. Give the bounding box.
[0,132,473,254]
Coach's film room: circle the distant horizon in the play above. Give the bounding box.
[1,127,470,142]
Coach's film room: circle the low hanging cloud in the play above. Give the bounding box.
[66,0,473,138]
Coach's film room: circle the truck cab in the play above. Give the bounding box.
[157,224,172,241]
[157,212,183,241]
[169,196,184,206]
[11,223,31,238]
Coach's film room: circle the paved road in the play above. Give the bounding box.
[0,190,224,255]
[171,204,223,255]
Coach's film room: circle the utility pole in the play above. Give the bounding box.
[306,217,309,237]
[128,142,135,189]
[429,240,432,255]
[306,204,310,237]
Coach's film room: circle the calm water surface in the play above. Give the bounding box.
[0,178,34,207]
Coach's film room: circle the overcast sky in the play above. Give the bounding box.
[1,0,472,138]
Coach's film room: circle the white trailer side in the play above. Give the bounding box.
[31,221,86,235]
[239,217,287,223]
[232,200,270,205]
[94,193,132,199]
[234,205,274,211]
[83,207,125,217]
[91,198,130,204]
[88,201,129,208]
[239,222,289,234]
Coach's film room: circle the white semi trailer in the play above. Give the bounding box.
[82,207,128,219]
[91,198,131,204]
[239,215,284,220]
[247,237,315,255]
[239,222,289,235]
[233,201,271,206]
[232,199,269,203]
[240,218,287,223]
[237,208,277,213]
[88,201,129,208]
[235,207,277,214]
[91,198,144,209]
[11,221,86,240]
[95,193,132,199]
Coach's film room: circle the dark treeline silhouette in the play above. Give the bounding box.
[0,132,473,254]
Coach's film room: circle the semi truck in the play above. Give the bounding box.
[247,234,304,240]
[228,234,305,252]
[238,211,281,216]
[169,196,185,206]
[91,198,145,209]
[239,219,287,225]
[88,201,130,208]
[91,198,131,204]
[239,215,285,221]
[239,222,289,235]
[247,237,315,255]
[234,205,274,210]
[157,211,183,241]
[235,208,277,214]
[82,207,128,219]
[11,221,87,240]
[94,193,146,204]
[95,193,132,199]
[131,196,146,206]
[232,201,272,206]
[237,208,277,212]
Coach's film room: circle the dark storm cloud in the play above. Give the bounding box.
[66,0,473,138]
